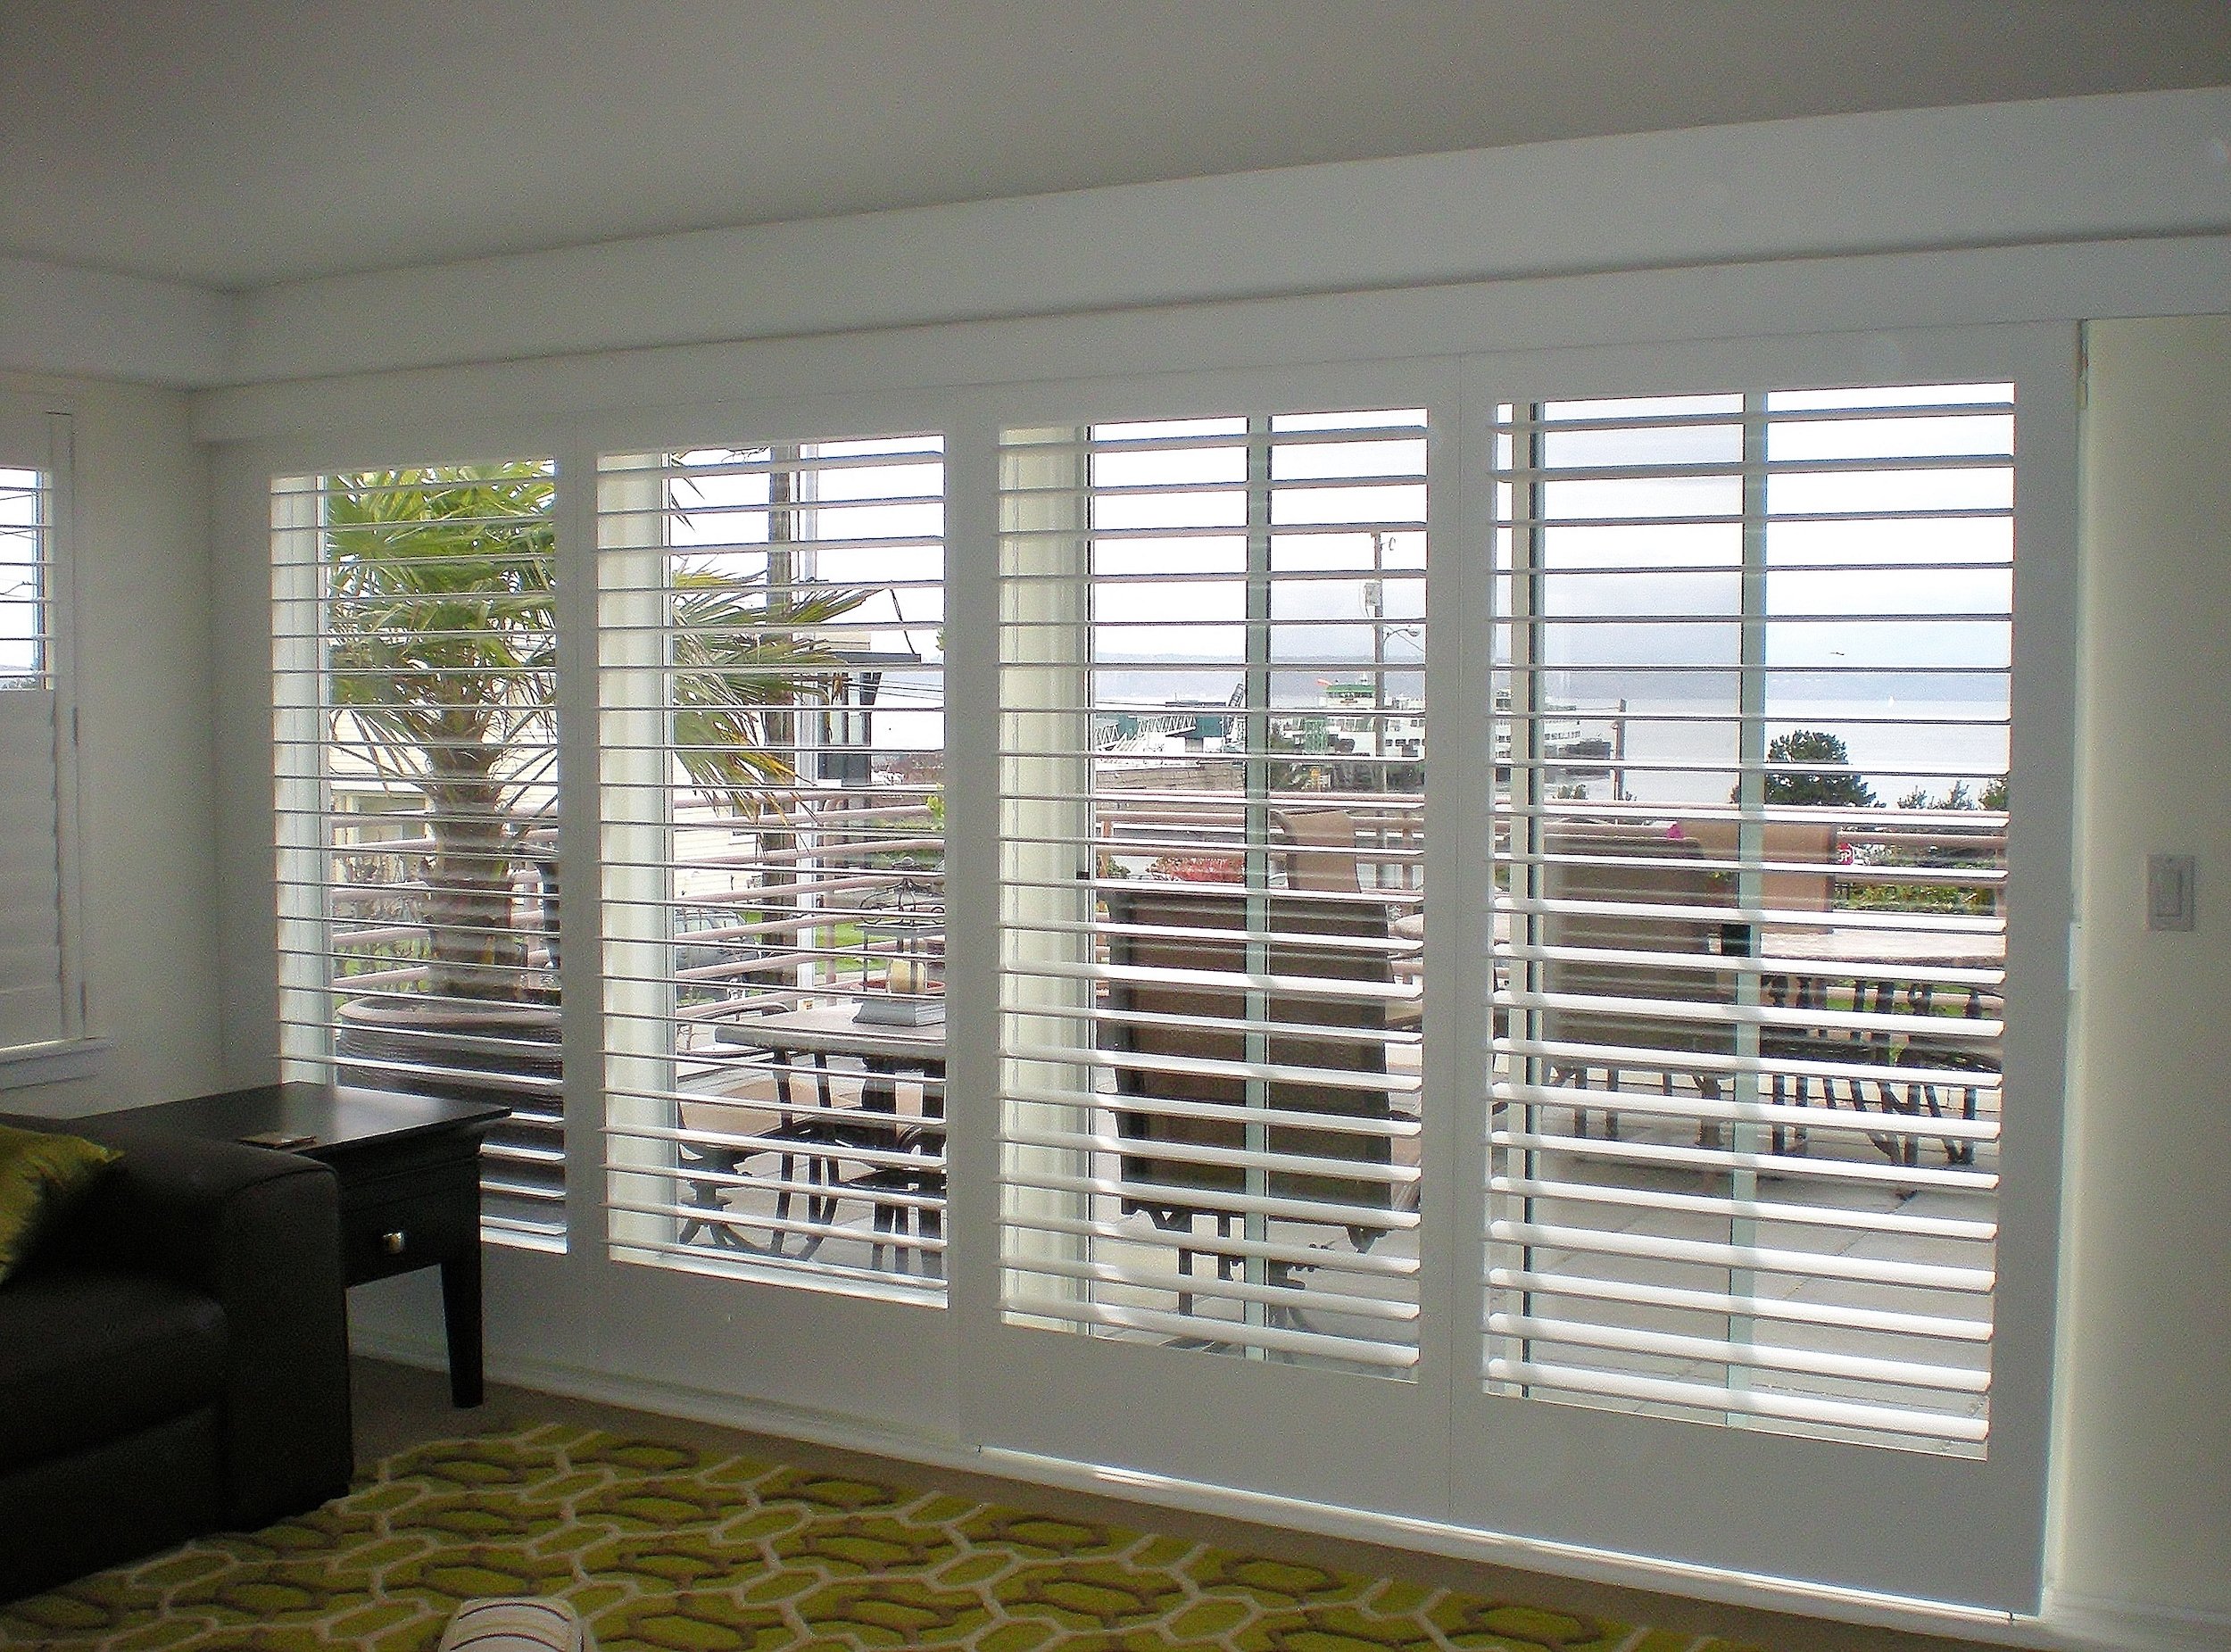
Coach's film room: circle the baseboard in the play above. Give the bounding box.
[353,1327,2073,1648]
[2044,1590,2231,1652]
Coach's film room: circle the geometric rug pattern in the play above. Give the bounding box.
[0,1424,1767,1652]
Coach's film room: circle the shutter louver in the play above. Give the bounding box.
[272,463,565,1242]
[999,411,1428,1374]
[598,436,947,1294]
[1489,385,2013,1451]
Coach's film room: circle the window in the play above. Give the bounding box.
[997,411,1428,1370]
[0,408,86,1070]
[1489,385,2013,1451]
[600,436,948,1294]
[272,462,565,1241]
[257,334,2070,1609]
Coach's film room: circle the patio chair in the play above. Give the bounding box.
[1273,807,1361,893]
[1532,825,1736,1141]
[1675,816,1839,928]
[1101,884,1404,1315]
[1677,816,1849,1139]
[675,1067,851,1258]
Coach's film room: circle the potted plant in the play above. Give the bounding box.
[319,462,865,1208]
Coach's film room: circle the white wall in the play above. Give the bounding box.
[0,373,224,1118]
[2053,316,2231,1641]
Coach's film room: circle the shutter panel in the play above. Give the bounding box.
[998,411,1428,1372]
[598,436,947,1292]
[0,457,70,1050]
[272,463,565,1241]
[1489,385,2012,1450]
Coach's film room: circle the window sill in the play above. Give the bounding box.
[0,1035,115,1090]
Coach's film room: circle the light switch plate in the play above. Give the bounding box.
[2147,853,2196,931]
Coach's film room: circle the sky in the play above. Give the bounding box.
[635,384,2014,801]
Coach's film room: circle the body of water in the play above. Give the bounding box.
[1549,689,2009,808]
[1093,667,2008,809]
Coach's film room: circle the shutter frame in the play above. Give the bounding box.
[598,436,950,1294]
[999,408,1430,1374]
[1489,383,2013,1453]
[0,410,88,1071]
[272,462,567,1241]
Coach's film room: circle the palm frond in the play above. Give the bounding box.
[318,461,883,997]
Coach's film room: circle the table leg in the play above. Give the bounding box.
[858,1055,899,1122]
[440,1247,485,1407]
[857,1055,901,1250]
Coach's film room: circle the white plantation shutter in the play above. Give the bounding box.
[272,463,565,1241]
[598,436,948,1292]
[0,686,67,1049]
[1489,385,2013,1449]
[998,411,1428,1372]
[0,419,82,1059]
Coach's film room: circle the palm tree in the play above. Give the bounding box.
[323,461,867,1009]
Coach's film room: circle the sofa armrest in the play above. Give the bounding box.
[6,1114,355,1527]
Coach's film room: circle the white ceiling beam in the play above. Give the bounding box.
[0,256,234,388]
[13,87,2228,394]
[226,88,2231,389]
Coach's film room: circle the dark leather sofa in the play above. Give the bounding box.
[0,1112,356,1603]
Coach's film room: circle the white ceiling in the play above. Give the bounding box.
[6,0,2229,294]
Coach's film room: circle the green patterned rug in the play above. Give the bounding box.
[0,1424,1766,1652]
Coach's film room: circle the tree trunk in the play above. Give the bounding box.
[419,743,532,1003]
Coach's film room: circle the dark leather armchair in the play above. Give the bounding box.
[0,1112,355,1603]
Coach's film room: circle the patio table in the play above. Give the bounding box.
[710,1003,947,1272]
[1757,923,2003,1016]
[1753,924,2004,1167]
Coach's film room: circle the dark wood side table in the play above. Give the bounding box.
[97,1082,510,1407]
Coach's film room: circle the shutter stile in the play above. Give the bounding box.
[271,464,566,1242]
[1489,385,2011,1452]
[999,410,1429,1374]
[598,436,947,1295]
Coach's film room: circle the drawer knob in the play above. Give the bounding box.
[380,1230,408,1255]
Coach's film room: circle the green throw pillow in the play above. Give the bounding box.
[0,1121,122,1284]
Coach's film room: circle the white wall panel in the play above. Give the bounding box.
[0,373,221,1116]
[2055,316,2231,1644]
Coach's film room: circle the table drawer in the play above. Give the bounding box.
[342,1185,479,1285]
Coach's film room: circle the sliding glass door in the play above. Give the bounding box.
[977,388,1459,1515]
[267,327,2076,1610]
[1452,328,2075,1608]
[975,328,2073,1609]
